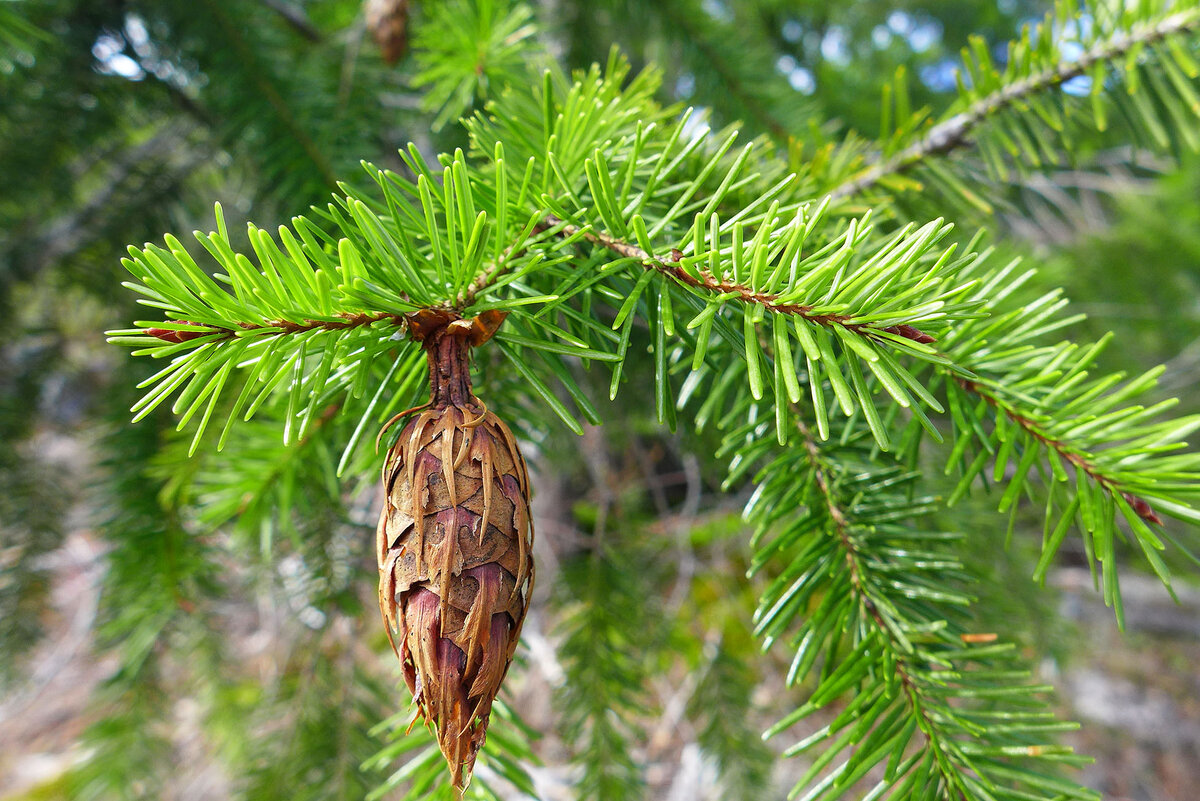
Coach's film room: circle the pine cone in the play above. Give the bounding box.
[376,310,533,789]
[365,0,410,64]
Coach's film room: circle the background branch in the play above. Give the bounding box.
[829,8,1200,200]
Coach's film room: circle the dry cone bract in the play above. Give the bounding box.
[376,310,533,789]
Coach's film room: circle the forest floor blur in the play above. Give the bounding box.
[1,449,1198,800]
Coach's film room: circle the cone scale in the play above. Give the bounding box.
[376,310,534,789]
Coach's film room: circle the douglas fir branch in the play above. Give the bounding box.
[100,1,1200,797]
[375,310,534,788]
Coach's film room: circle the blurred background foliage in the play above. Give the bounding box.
[1,1,1199,799]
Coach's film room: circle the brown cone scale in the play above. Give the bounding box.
[376,310,533,789]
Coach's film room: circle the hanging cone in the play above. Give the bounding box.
[376,309,534,790]
[364,0,410,64]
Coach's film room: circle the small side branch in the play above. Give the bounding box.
[454,242,525,310]
[792,415,967,800]
[540,214,935,344]
[261,0,323,42]
[830,8,1200,199]
[959,378,1164,524]
[145,310,406,343]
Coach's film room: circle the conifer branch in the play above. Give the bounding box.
[746,408,1094,800]
[539,213,936,345]
[830,7,1200,199]
[90,3,1200,798]
[201,0,339,188]
[958,377,1164,525]
[792,416,967,799]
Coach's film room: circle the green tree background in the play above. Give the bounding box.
[2,1,1200,800]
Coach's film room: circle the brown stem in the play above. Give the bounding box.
[538,214,934,343]
[959,378,1163,524]
[249,311,406,334]
[960,378,1112,486]
[454,242,525,310]
[423,327,476,409]
[146,310,406,343]
[401,309,506,408]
